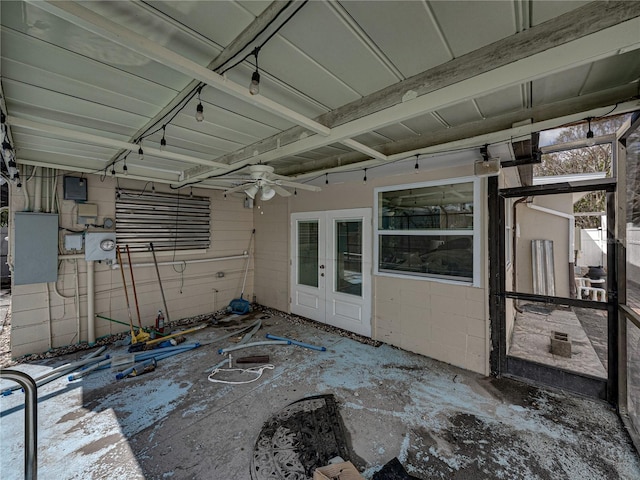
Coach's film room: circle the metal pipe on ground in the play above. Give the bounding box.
[265,334,326,351]
[218,340,290,355]
[1,352,109,396]
[0,369,37,480]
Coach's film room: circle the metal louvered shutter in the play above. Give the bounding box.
[116,189,210,252]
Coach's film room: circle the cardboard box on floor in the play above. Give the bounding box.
[313,461,364,480]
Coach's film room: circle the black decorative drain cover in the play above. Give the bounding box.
[251,394,352,480]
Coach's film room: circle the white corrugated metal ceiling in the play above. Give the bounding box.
[1,0,639,191]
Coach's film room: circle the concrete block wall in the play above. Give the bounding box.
[9,173,254,357]
[254,195,289,312]
[254,162,491,376]
[373,276,488,374]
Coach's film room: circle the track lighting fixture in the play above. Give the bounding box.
[160,125,167,151]
[151,182,155,193]
[294,188,297,196]
[196,87,204,122]
[249,47,261,95]
[414,155,419,173]
[111,165,116,176]
[138,143,144,161]
[325,173,329,185]
[79,174,85,186]
[190,187,193,198]
[363,168,368,184]
[586,117,596,146]
[123,156,128,175]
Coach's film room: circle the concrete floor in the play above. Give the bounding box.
[1,311,640,480]
[509,305,607,378]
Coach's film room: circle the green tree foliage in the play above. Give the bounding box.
[534,116,629,228]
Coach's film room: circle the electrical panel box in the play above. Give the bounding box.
[85,232,116,262]
[64,233,84,251]
[77,203,98,225]
[63,176,88,201]
[14,212,58,285]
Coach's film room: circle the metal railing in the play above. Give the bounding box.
[0,369,37,479]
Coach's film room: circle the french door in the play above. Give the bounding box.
[290,209,372,337]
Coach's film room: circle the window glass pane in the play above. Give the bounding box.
[297,221,318,287]
[378,182,474,231]
[379,234,473,280]
[336,220,362,297]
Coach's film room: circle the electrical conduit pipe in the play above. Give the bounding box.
[33,166,42,212]
[87,260,95,344]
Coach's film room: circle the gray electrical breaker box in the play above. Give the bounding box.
[14,212,59,285]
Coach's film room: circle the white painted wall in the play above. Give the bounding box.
[254,162,490,375]
[577,227,607,268]
[515,194,573,298]
[9,174,254,357]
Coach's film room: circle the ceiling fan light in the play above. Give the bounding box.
[245,184,259,199]
[260,185,276,201]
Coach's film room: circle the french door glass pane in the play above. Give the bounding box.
[298,221,318,287]
[336,220,362,296]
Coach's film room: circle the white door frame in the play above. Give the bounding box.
[290,208,372,337]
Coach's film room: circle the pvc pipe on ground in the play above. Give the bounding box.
[145,344,200,362]
[1,353,109,396]
[218,340,290,354]
[133,343,201,360]
[87,260,95,344]
[265,334,327,351]
[68,358,112,381]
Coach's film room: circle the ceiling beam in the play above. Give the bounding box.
[108,0,294,165]
[290,97,640,181]
[340,139,387,161]
[180,1,640,184]
[29,0,331,136]
[16,158,179,184]
[7,116,232,170]
[179,6,640,184]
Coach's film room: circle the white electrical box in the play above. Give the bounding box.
[85,232,116,261]
[64,233,83,251]
[77,203,98,225]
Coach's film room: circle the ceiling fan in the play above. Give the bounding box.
[222,164,321,201]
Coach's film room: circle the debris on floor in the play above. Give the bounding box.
[314,460,364,480]
[371,457,419,480]
[251,394,363,480]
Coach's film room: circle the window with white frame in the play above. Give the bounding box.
[375,177,480,283]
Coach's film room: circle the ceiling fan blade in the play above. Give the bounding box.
[224,183,252,195]
[276,179,321,192]
[272,184,292,197]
